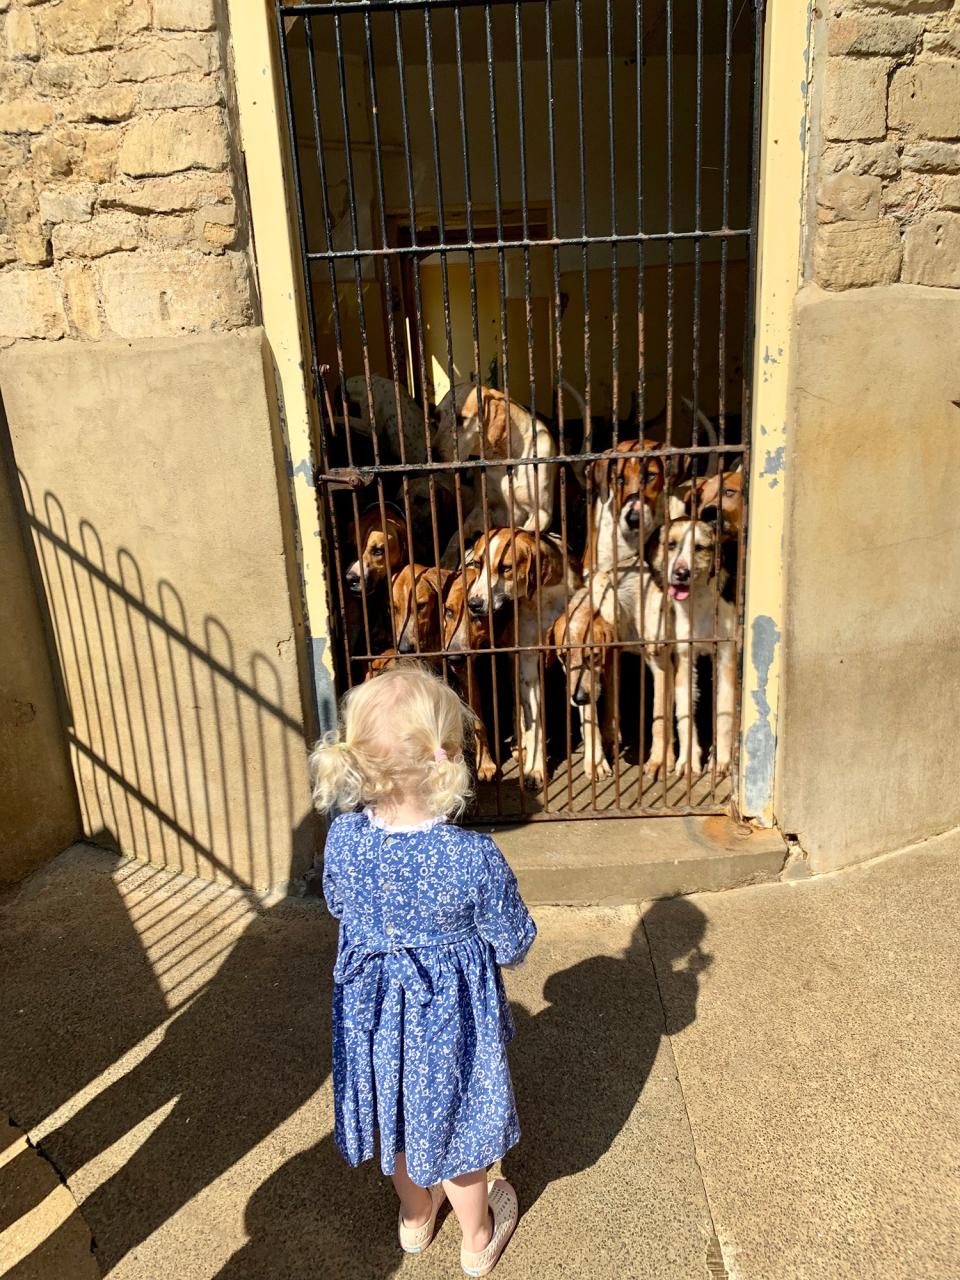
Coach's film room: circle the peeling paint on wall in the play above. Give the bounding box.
[760,445,785,489]
[311,635,337,737]
[291,457,313,485]
[744,615,781,817]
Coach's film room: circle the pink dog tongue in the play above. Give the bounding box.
[669,584,690,601]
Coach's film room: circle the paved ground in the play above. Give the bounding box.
[1,830,958,1279]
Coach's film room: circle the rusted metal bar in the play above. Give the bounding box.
[306,228,751,261]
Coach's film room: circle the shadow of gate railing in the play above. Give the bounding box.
[18,474,315,893]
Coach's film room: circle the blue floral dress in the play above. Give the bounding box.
[322,808,537,1187]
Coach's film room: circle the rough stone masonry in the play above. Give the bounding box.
[815,0,960,290]
[0,0,254,344]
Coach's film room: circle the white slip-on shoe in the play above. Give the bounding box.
[460,1178,518,1276]
[398,1183,446,1254]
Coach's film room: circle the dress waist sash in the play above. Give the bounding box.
[334,927,478,1030]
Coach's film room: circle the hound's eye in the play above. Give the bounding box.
[372,546,384,557]
[444,607,454,620]
[464,558,477,570]
[501,564,512,576]
[667,539,678,550]
[723,488,737,498]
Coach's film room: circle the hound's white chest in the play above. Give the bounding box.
[672,583,736,650]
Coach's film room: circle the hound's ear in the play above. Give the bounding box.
[460,387,479,422]
[514,537,534,599]
[544,620,557,665]
[537,539,562,588]
[590,456,612,504]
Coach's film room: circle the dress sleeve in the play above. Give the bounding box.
[321,818,345,920]
[472,836,537,967]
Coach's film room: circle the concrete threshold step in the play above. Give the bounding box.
[483,815,787,905]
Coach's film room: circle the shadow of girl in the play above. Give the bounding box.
[504,899,711,1215]
[211,1131,405,1280]
[213,899,711,1278]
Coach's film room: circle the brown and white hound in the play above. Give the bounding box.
[586,437,667,575]
[344,507,408,594]
[433,386,558,566]
[390,563,452,656]
[465,529,581,790]
[546,565,675,780]
[648,519,736,779]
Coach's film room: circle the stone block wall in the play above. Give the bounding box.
[0,0,255,344]
[814,0,960,290]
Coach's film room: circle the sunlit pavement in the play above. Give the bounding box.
[1,829,958,1279]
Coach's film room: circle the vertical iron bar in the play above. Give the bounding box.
[634,0,649,807]
[660,0,676,802]
[711,0,735,805]
[572,0,598,810]
[392,12,447,609]
[481,2,512,808]
[301,13,381,671]
[458,3,505,811]
[605,0,623,808]
[362,11,421,659]
[332,12,408,669]
[686,0,704,805]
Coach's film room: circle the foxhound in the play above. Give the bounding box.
[465,529,581,790]
[433,387,558,567]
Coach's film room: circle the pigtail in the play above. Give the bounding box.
[309,732,363,814]
[425,740,472,820]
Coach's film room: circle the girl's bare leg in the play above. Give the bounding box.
[443,1167,492,1253]
[392,1152,432,1228]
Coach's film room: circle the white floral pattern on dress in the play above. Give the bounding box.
[323,809,537,1187]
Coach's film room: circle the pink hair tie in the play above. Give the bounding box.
[434,747,448,763]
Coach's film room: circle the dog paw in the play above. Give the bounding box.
[674,757,703,780]
[584,755,613,781]
[708,752,731,780]
[523,768,546,793]
[476,756,499,783]
[643,754,666,779]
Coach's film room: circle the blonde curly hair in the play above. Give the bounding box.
[309,663,473,820]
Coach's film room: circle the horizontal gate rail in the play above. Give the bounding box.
[306,228,752,262]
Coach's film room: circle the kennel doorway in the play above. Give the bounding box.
[275,0,763,821]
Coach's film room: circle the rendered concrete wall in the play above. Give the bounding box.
[0,328,315,891]
[0,428,80,881]
[776,284,960,872]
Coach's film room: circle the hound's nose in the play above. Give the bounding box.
[672,562,690,582]
[467,595,487,616]
[345,571,362,593]
[572,687,592,707]
[397,637,416,654]
[699,504,719,525]
[624,501,643,530]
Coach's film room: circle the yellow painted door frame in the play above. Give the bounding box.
[229,0,808,823]
[739,1,813,826]
[226,0,336,737]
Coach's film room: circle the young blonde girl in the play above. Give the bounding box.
[310,664,536,1276]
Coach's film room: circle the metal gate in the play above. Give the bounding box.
[275,0,764,821]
